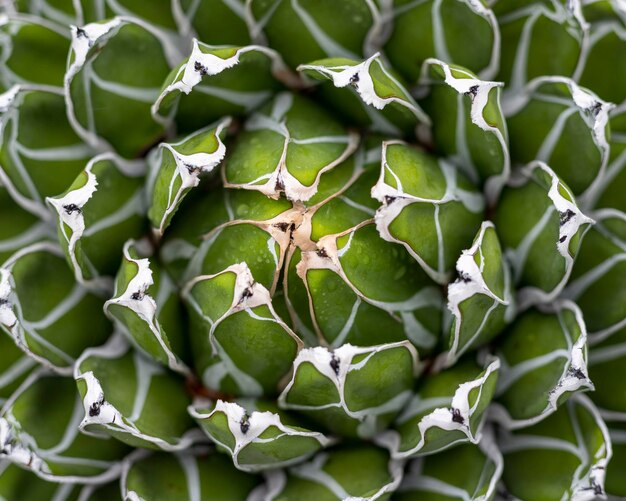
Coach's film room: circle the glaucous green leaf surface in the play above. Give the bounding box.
[147,118,229,235]
[0,242,112,373]
[223,92,359,202]
[442,221,514,367]
[121,446,263,500]
[498,395,611,500]
[395,427,503,500]
[299,55,430,135]
[104,240,189,375]
[372,141,485,284]
[279,342,418,438]
[65,18,178,158]
[183,263,303,397]
[261,445,404,501]
[418,60,510,203]
[0,15,70,89]
[491,301,593,429]
[377,357,499,458]
[504,77,612,203]
[494,161,593,308]
[384,0,499,83]
[0,371,130,482]
[47,154,147,289]
[74,335,200,451]
[153,41,295,135]
[0,86,94,219]
[189,399,331,471]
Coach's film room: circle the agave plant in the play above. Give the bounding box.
[0,0,624,499]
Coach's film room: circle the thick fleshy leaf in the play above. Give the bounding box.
[372,140,485,284]
[178,0,251,46]
[77,0,186,36]
[441,221,514,367]
[605,420,626,497]
[0,15,70,89]
[299,54,430,135]
[159,185,292,284]
[260,445,403,501]
[121,446,263,500]
[279,342,418,439]
[47,153,146,290]
[247,0,393,68]
[189,399,331,472]
[417,59,510,203]
[578,1,626,105]
[0,242,112,374]
[395,427,503,500]
[0,332,36,407]
[376,356,499,458]
[0,371,130,483]
[565,210,626,419]
[495,0,586,92]
[494,161,593,308]
[0,462,83,500]
[293,221,443,352]
[223,92,359,202]
[183,263,303,397]
[503,77,612,203]
[147,117,229,235]
[384,0,500,82]
[74,335,201,451]
[104,240,189,375]
[65,18,179,158]
[0,85,95,219]
[490,301,593,429]
[152,41,296,134]
[594,104,626,212]
[0,184,53,265]
[7,0,80,26]
[498,394,612,501]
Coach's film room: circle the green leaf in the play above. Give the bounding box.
[74,334,201,451]
[385,0,500,83]
[0,86,95,219]
[47,153,147,290]
[183,263,303,397]
[495,1,586,91]
[418,59,510,204]
[65,18,178,158]
[223,92,359,202]
[498,394,611,500]
[189,399,331,472]
[377,356,500,458]
[104,240,190,375]
[0,242,112,373]
[121,446,263,500]
[178,0,252,46]
[0,15,70,89]
[147,118,230,235]
[491,301,593,428]
[247,0,392,68]
[494,161,594,308]
[0,371,130,483]
[152,41,297,135]
[372,141,485,284]
[442,221,514,367]
[293,221,443,352]
[395,427,503,500]
[299,54,430,134]
[279,342,418,439]
[260,445,403,500]
[0,462,83,500]
[503,77,612,202]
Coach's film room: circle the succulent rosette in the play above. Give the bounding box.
[0,0,624,499]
